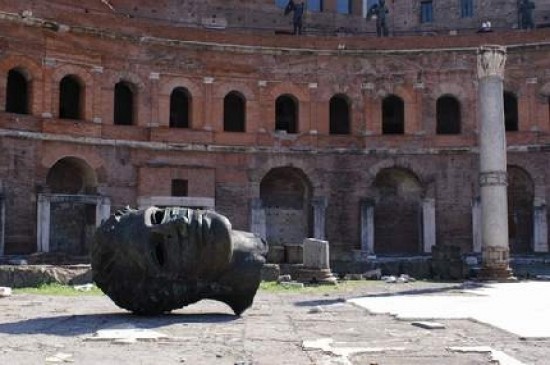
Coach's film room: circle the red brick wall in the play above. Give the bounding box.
[0,5,548,257]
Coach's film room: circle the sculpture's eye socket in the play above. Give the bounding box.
[151,232,166,267]
[151,209,166,225]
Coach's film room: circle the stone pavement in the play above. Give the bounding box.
[0,281,548,364]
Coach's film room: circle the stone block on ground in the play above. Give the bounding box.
[277,274,292,283]
[0,265,92,288]
[266,245,285,264]
[363,268,382,280]
[303,239,329,269]
[280,282,304,289]
[0,286,12,297]
[284,244,303,264]
[261,264,280,282]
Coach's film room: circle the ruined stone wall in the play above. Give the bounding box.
[0,8,548,258]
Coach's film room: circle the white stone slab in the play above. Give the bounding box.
[0,287,12,297]
[349,282,550,339]
[448,347,527,365]
[45,352,73,363]
[85,328,169,342]
[411,321,446,329]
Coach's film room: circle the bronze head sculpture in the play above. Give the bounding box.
[92,207,267,315]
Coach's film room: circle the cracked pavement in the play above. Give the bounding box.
[0,281,547,364]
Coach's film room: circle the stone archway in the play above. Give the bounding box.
[508,166,534,253]
[38,157,110,257]
[373,168,423,254]
[260,167,312,247]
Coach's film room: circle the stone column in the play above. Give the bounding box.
[96,197,112,227]
[477,45,513,280]
[422,198,436,253]
[472,196,482,253]
[311,197,327,240]
[36,194,51,253]
[149,72,160,127]
[308,83,318,135]
[0,196,4,256]
[250,198,266,240]
[303,238,330,269]
[360,198,375,254]
[297,238,337,284]
[533,199,548,253]
[202,77,214,131]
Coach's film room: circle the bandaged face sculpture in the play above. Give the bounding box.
[92,207,267,315]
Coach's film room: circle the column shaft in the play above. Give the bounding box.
[477,46,513,280]
[360,199,375,254]
[312,197,327,240]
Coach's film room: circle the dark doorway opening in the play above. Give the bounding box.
[508,166,534,253]
[373,168,423,254]
[260,167,312,246]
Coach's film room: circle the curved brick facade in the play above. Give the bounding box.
[0,1,548,263]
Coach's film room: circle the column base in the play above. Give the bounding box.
[295,267,338,285]
[479,245,515,282]
[477,266,516,282]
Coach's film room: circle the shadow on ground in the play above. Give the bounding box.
[355,282,489,298]
[0,312,239,337]
[293,298,346,307]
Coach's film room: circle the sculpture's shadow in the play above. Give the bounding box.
[0,312,238,337]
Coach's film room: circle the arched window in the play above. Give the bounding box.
[114,81,134,126]
[504,91,518,132]
[329,94,351,135]
[169,87,190,128]
[275,95,298,134]
[59,75,83,120]
[5,68,29,114]
[382,94,404,134]
[224,91,246,132]
[436,95,461,134]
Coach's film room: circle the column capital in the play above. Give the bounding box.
[477,45,507,80]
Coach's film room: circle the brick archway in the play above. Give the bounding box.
[260,167,313,248]
[38,157,110,257]
[508,165,534,253]
[372,167,424,254]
